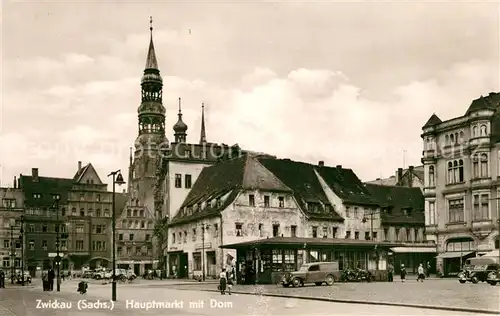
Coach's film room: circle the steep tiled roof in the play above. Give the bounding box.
[465,92,500,115]
[315,165,377,206]
[169,154,291,225]
[73,164,90,181]
[423,113,442,128]
[257,158,343,221]
[19,175,74,206]
[364,184,424,225]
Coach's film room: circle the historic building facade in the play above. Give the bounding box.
[421,92,500,276]
[167,155,424,279]
[0,185,24,274]
[18,163,127,274]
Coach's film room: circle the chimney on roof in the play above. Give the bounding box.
[408,165,414,187]
[318,161,324,167]
[396,168,403,185]
[336,165,342,169]
[13,176,16,189]
[17,176,21,188]
[78,161,82,172]
[376,178,380,180]
[32,168,38,182]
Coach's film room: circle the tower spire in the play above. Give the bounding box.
[200,103,207,144]
[145,16,158,70]
[173,97,188,142]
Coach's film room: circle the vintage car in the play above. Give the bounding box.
[486,269,499,286]
[458,257,499,284]
[281,262,338,287]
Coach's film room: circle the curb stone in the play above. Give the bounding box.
[175,287,500,315]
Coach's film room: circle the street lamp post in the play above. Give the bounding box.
[20,216,24,286]
[107,170,125,302]
[55,194,61,292]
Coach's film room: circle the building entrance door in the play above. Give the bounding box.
[179,253,188,278]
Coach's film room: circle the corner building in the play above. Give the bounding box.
[421,92,500,276]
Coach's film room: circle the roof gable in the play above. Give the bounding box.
[257,158,343,221]
[314,165,377,206]
[423,113,442,128]
[74,163,104,185]
[241,156,292,192]
[465,92,500,115]
[364,183,424,225]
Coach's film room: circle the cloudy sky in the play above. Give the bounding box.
[1,1,499,188]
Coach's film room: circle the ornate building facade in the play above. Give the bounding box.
[421,92,500,276]
[0,185,24,275]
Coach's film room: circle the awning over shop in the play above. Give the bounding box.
[436,251,474,259]
[220,236,403,249]
[390,247,436,253]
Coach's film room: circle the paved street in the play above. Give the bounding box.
[164,278,500,312]
[0,284,495,316]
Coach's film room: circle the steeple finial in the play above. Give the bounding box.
[145,16,158,70]
[200,103,207,144]
[178,97,182,114]
[129,147,133,165]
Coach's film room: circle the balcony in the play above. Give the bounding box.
[468,136,490,148]
[470,177,492,188]
[422,149,437,160]
[423,187,436,197]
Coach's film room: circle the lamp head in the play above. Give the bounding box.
[115,173,125,186]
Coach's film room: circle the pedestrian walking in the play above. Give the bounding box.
[42,270,49,291]
[426,262,431,278]
[0,270,5,288]
[48,268,55,291]
[417,263,425,282]
[218,268,227,295]
[227,269,236,295]
[400,264,406,282]
[387,263,394,282]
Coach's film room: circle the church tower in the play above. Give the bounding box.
[132,17,167,209]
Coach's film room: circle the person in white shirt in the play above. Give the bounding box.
[218,268,227,295]
[417,263,425,282]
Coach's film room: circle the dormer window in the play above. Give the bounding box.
[197,203,202,211]
[216,198,221,207]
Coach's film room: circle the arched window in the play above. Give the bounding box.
[140,210,144,217]
[480,124,487,136]
[446,237,474,252]
[453,160,459,183]
[459,131,464,143]
[454,133,458,143]
[450,134,455,144]
[458,159,464,182]
[472,155,479,178]
[445,135,449,145]
[473,125,478,137]
[428,166,435,187]
[480,153,488,177]
[447,162,453,183]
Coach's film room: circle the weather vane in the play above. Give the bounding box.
[150,16,153,32]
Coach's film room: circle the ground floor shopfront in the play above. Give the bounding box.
[220,237,401,284]
[389,245,437,274]
[117,259,159,276]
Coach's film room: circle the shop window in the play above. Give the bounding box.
[193,252,201,270]
[272,249,283,272]
[283,250,295,271]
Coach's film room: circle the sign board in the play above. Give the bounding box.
[195,242,212,250]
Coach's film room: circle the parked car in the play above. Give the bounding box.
[458,257,499,284]
[487,269,499,286]
[15,272,31,284]
[281,262,338,287]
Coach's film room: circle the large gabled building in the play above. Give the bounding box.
[166,155,416,279]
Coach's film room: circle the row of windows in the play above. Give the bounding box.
[174,174,192,188]
[429,195,493,225]
[172,223,219,244]
[248,194,285,208]
[1,199,16,208]
[427,154,490,186]
[2,258,22,268]
[116,245,152,256]
[121,219,153,229]
[118,233,150,242]
[126,209,146,217]
[180,198,222,217]
[25,239,68,251]
[9,223,68,233]
[69,208,110,217]
[32,193,103,202]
